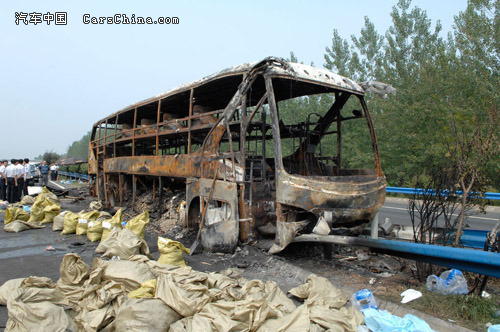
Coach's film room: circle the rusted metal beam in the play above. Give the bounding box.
[114,114,118,157]
[264,76,283,169]
[240,82,247,167]
[156,99,161,156]
[96,122,102,201]
[188,88,194,154]
[225,121,236,181]
[103,120,109,204]
[132,107,137,157]
[359,96,383,176]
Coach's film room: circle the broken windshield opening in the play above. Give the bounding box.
[277,90,375,177]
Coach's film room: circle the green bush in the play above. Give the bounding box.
[79,163,88,174]
[69,165,80,173]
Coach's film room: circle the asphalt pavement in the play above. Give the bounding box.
[381,197,500,231]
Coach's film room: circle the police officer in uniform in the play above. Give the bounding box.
[23,158,30,196]
[16,159,25,202]
[0,160,8,201]
[0,160,7,201]
[5,159,17,203]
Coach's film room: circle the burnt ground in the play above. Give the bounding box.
[0,186,497,331]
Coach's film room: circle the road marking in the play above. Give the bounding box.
[382,205,499,221]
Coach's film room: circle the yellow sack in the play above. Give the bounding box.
[20,195,36,205]
[5,207,29,224]
[97,211,112,220]
[125,210,149,239]
[28,199,46,223]
[41,199,61,224]
[157,237,190,267]
[87,219,103,242]
[53,211,68,231]
[101,208,123,241]
[75,211,100,235]
[127,279,157,299]
[58,253,90,286]
[61,211,80,235]
[36,186,60,204]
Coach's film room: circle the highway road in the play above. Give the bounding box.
[380,197,500,231]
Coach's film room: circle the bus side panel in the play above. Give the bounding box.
[199,178,239,253]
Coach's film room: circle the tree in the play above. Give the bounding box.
[351,16,385,82]
[383,0,443,85]
[41,150,61,164]
[452,0,500,190]
[448,107,500,245]
[320,0,500,254]
[323,0,446,185]
[407,164,462,280]
[324,30,354,78]
[66,131,91,160]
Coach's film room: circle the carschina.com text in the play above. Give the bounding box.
[82,14,179,24]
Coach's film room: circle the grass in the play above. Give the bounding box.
[378,286,500,331]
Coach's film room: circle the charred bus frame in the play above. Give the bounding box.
[89,57,386,253]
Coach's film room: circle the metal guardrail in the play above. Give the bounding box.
[386,186,500,200]
[294,234,500,278]
[58,171,89,181]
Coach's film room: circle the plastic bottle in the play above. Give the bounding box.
[426,275,445,293]
[443,268,459,285]
[426,269,468,295]
[351,289,378,311]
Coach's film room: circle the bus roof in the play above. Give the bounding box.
[94,57,364,125]
[155,58,364,98]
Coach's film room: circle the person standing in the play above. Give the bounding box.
[23,158,30,196]
[5,159,17,203]
[38,160,50,188]
[0,160,7,201]
[55,164,59,181]
[15,159,24,202]
[50,163,57,181]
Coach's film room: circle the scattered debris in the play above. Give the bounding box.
[426,269,468,295]
[482,290,492,299]
[356,249,370,261]
[88,200,103,211]
[350,289,378,311]
[362,308,433,332]
[400,289,422,303]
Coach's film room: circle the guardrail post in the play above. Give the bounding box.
[370,212,379,239]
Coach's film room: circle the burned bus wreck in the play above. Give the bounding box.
[89,57,386,253]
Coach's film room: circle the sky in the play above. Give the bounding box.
[0,0,466,160]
